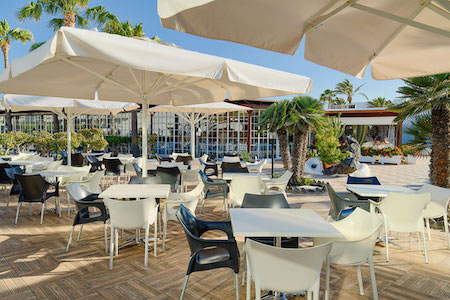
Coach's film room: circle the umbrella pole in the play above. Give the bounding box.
[142,97,148,177]
[190,113,195,158]
[67,113,72,166]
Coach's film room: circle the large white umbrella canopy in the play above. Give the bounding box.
[158,0,450,79]
[2,94,138,165]
[148,102,252,156]
[0,27,312,176]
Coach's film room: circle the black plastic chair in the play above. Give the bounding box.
[347,176,381,185]
[199,170,228,215]
[71,153,85,167]
[86,155,103,172]
[326,183,369,221]
[176,205,240,299]
[0,163,12,188]
[129,175,162,185]
[156,166,181,191]
[61,151,68,165]
[241,193,298,248]
[175,155,193,166]
[66,183,109,253]
[222,162,248,173]
[199,158,218,177]
[15,174,60,224]
[103,158,123,184]
[132,163,156,177]
[156,153,172,164]
[4,167,24,213]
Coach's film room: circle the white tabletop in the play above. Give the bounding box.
[29,170,85,177]
[99,184,171,199]
[223,172,270,181]
[9,160,50,166]
[345,184,415,197]
[230,208,342,238]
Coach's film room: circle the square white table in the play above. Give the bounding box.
[99,184,171,199]
[230,208,341,240]
[345,184,415,198]
[222,172,270,181]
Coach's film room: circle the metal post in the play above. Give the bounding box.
[67,113,72,166]
[142,98,148,177]
[190,113,195,157]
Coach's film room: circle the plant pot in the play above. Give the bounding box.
[406,155,418,165]
[323,162,338,169]
[379,155,402,165]
[359,155,376,164]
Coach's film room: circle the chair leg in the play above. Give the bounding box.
[115,229,119,256]
[67,192,71,216]
[158,211,162,238]
[422,230,429,264]
[368,254,378,300]
[77,224,83,241]
[40,203,45,225]
[255,281,261,300]
[200,197,206,216]
[66,226,75,252]
[356,265,364,295]
[180,274,189,300]
[246,255,251,300]
[58,198,61,217]
[312,278,320,300]
[162,220,167,252]
[325,256,330,300]
[384,220,389,262]
[144,225,149,270]
[444,213,449,249]
[234,273,239,300]
[241,251,246,287]
[154,220,158,257]
[109,224,115,270]
[426,218,431,240]
[6,194,10,214]
[104,222,108,253]
[15,202,22,224]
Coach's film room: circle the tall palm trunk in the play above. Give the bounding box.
[276,128,291,170]
[64,13,76,27]
[347,94,352,104]
[430,105,449,188]
[2,43,9,68]
[290,129,308,185]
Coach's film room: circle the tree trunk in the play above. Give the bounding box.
[52,113,60,132]
[430,105,449,188]
[5,110,12,132]
[130,110,139,157]
[276,128,291,170]
[2,43,9,68]
[348,94,352,104]
[64,13,76,27]
[290,129,309,186]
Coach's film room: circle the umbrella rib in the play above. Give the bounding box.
[57,55,141,98]
[352,3,450,38]
[304,0,356,33]
[427,2,450,20]
[148,77,210,98]
[95,65,121,91]
[128,68,144,94]
[433,0,450,12]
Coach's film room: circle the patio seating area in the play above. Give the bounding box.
[0,157,448,300]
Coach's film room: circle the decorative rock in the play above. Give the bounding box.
[323,157,357,175]
[304,157,323,175]
[342,135,361,161]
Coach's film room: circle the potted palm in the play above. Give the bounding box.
[360,146,378,164]
[379,147,403,165]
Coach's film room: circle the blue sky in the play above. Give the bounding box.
[1,0,404,103]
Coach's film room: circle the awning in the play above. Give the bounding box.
[340,116,397,125]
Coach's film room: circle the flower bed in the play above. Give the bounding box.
[401,145,420,165]
[379,147,403,165]
[360,146,380,164]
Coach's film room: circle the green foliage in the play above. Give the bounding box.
[286,96,325,133]
[258,100,291,133]
[79,128,108,151]
[368,97,392,107]
[0,19,34,45]
[53,131,82,152]
[31,131,55,156]
[360,146,380,156]
[105,135,131,146]
[379,147,403,157]
[315,131,348,165]
[239,151,252,163]
[104,20,146,37]
[320,115,345,139]
[352,125,368,145]
[0,131,33,153]
[404,113,432,152]
[334,79,368,104]
[0,132,16,154]
[401,145,420,157]
[29,41,45,52]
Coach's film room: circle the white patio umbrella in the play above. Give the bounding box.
[1,94,138,166]
[158,0,450,79]
[148,102,252,156]
[0,27,312,176]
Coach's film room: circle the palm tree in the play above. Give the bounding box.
[368,97,392,108]
[258,100,292,170]
[334,79,368,104]
[404,114,432,152]
[287,96,324,182]
[0,19,33,68]
[320,89,336,108]
[391,73,449,188]
[104,20,145,38]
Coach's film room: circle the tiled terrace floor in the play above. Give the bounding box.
[0,158,448,299]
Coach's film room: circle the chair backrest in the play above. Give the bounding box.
[103,158,122,173]
[16,174,49,202]
[175,155,193,165]
[82,170,105,193]
[104,198,158,229]
[58,165,90,181]
[200,154,208,162]
[86,155,99,164]
[277,170,293,183]
[347,176,381,185]
[5,167,24,195]
[326,183,348,220]
[242,193,290,208]
[66,183,92,202]
[230,176,264,206]
[156,166,180,190]
[71,153,85,167]
[222,156,241,163]
[132,163,142,176]
[199,170,213,183]
[176,204,208,254]
[377,192,431,232]
[314,208,382,265]
[0,163,12,183]
[222,162,248,173]
[46,160,62,170]
[182,168,201,182]
[181,182,204,214]
[418,184,450,218]
[245,239,331,293]
[129,175,162,184]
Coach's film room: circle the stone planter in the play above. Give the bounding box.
[379,155,402,165]
[360,155,376,164]
[406,155,418,165]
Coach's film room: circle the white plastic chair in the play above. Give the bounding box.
[246,159,267,173]
[200,154,208,163]
[181,168,201,191]
[245,239,331,300]
[229,176,265,207]
[104,197,159,270]
[314,208,382,300]
[263,170,293,197]
[162,182,204,252]
[58,165,91,215]
[46,160,63,170]
[78,170,105,194]
[370,192,431,263]
[418,184,450,248]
